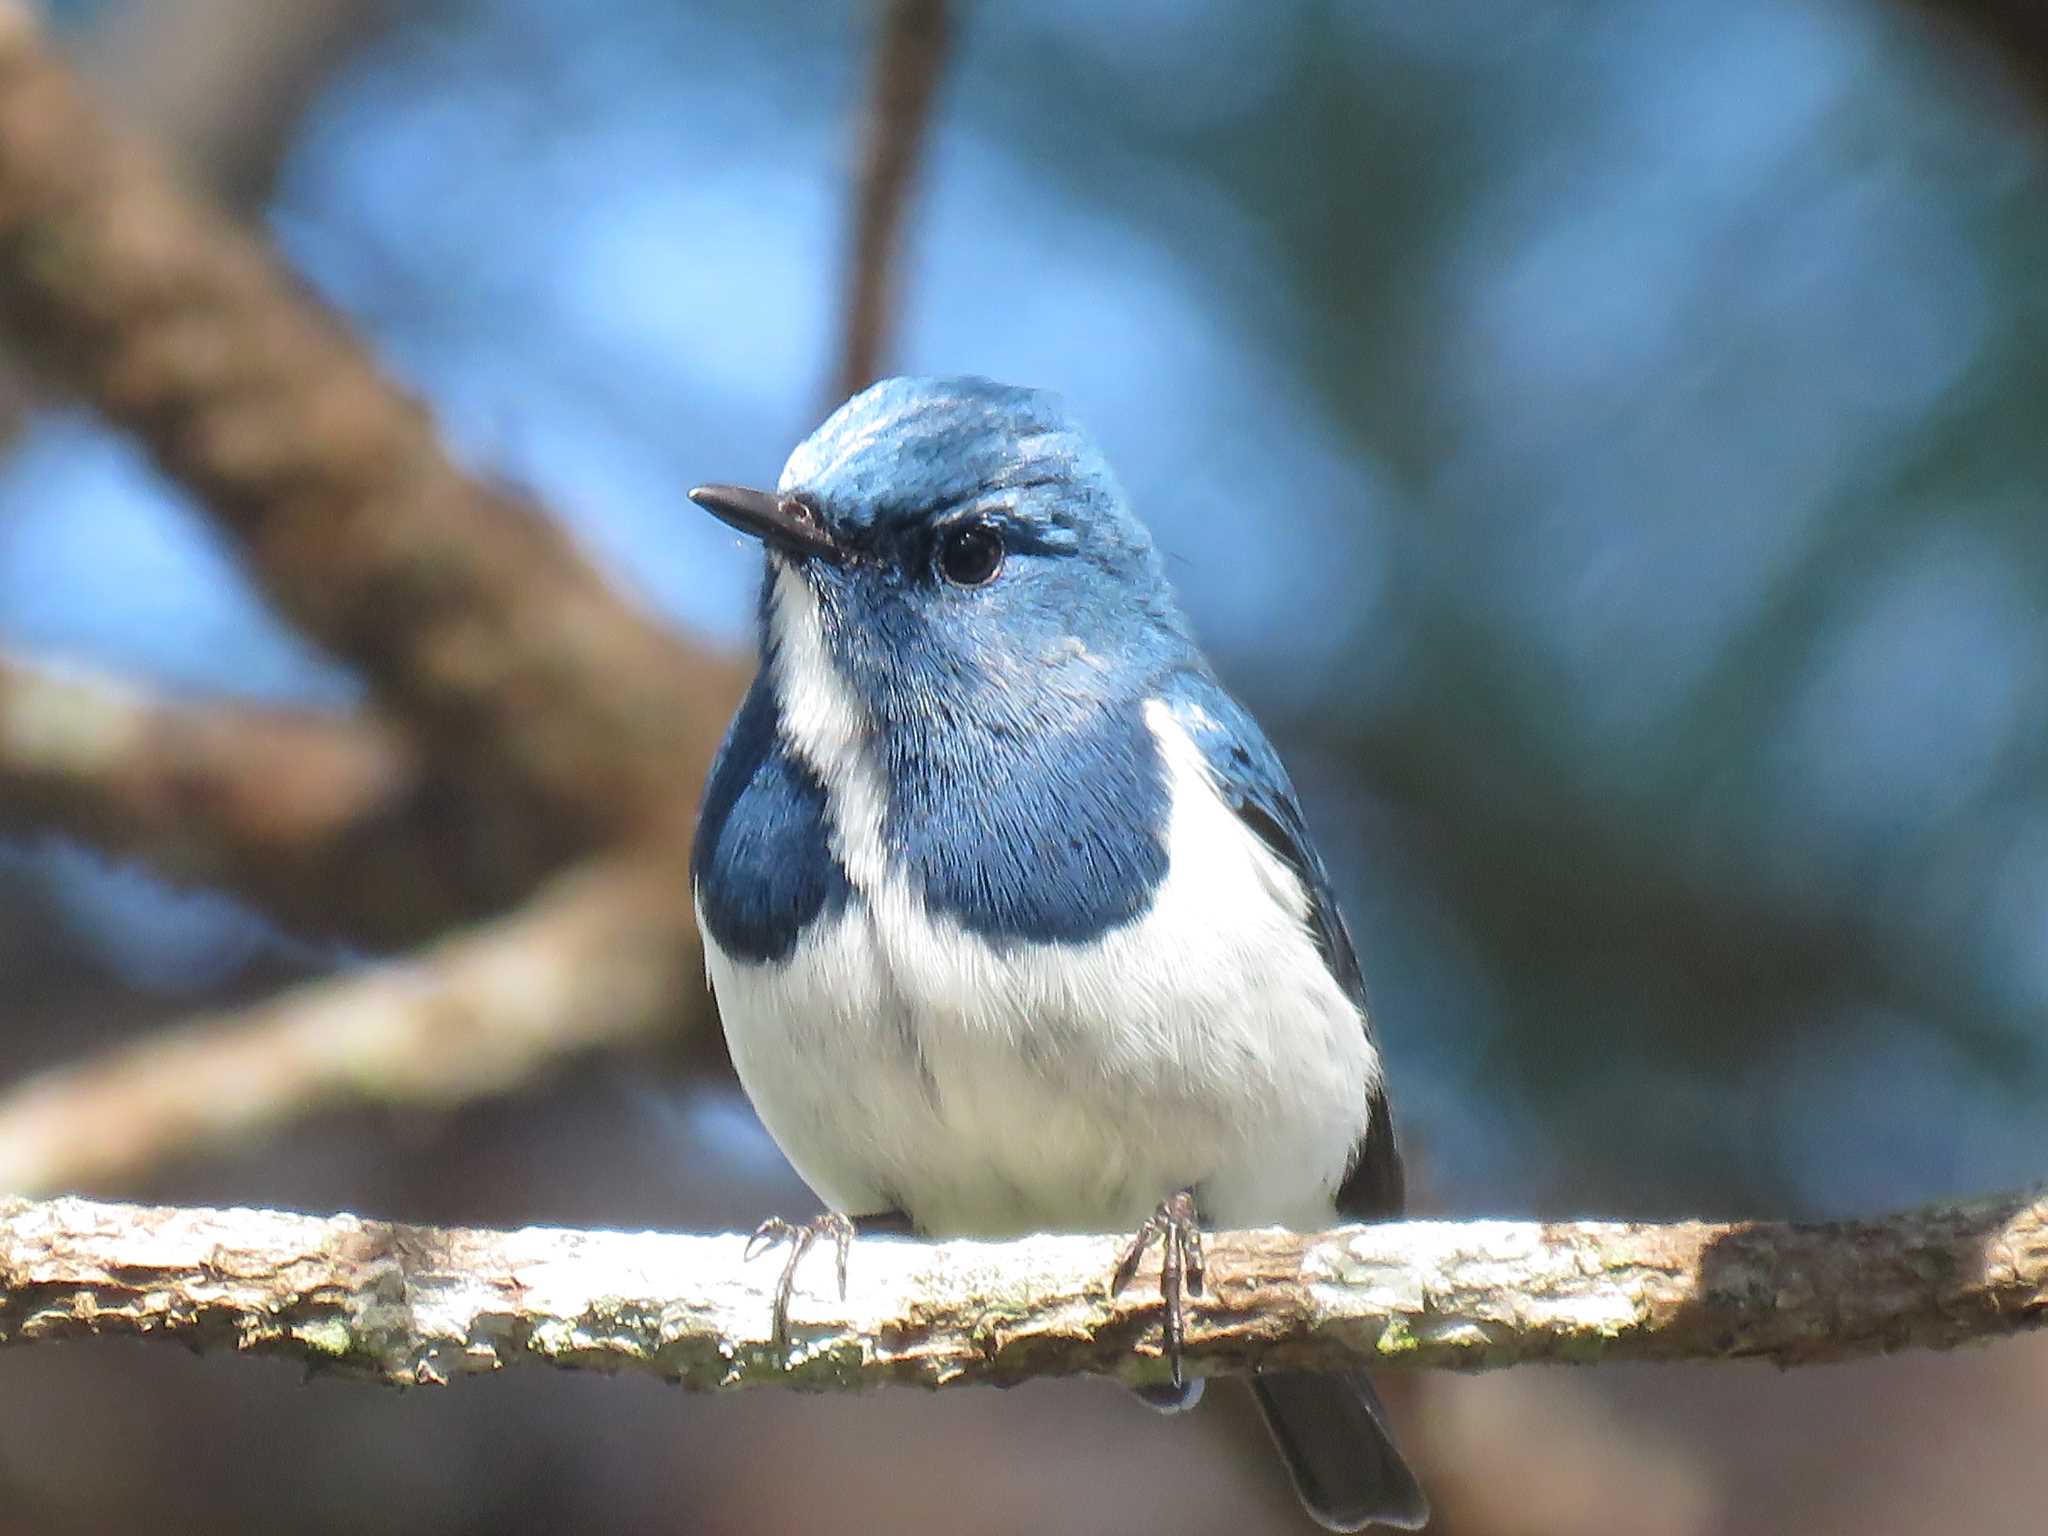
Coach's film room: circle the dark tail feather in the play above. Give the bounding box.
[1249,1372,1430,1532]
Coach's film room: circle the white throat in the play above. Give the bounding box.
[766,560,897,896]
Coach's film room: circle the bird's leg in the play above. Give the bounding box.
[744,1209,909,1349]
[1111,1188,1206,1390]
[745,1211,854,1348]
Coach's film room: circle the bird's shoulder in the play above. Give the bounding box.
[1153,667,1405,1219]
[692,676,851,963]
[1154,669,1364,1003]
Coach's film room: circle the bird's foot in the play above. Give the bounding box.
[1111,1189,1206,1390]
[745,1211,856,1348]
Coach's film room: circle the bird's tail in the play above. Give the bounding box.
[1249,1372,1430,1532]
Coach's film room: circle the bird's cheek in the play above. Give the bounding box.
[802,561,868,625]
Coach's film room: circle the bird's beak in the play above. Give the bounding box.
[688,484,844,563]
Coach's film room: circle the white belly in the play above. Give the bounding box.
[703,906,1373,1236]
[697,702,1379,1238]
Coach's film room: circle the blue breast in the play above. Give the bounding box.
[885,696,1171,946]
[692,677,852,963]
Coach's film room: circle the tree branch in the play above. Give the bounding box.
[1893,1,2048,111]
[0,651,644,946]
[0,0,742,870]
[836,0,949,401]
[0,858,700,1196]
[0,0,386,456]
[76,0,391,211]
[0,1188,2039,1389]
[0,652,478,941]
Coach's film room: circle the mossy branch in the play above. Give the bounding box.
[0,1188,2040,1391]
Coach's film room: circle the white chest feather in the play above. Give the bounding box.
[697,566,1379,1237]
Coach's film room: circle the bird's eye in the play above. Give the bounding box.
[937,520,1005,587]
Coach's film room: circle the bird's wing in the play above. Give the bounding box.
[1159,668,1405,1220]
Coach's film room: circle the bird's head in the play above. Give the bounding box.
[692,376,1190,731]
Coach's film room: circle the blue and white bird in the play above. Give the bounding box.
[688,376,1427,1533]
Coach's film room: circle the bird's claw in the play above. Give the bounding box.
[1111,1189,1206,1389]
[746,1211,855,1348]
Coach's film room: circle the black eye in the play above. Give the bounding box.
[937,520,1005,587]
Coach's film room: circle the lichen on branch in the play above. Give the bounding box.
[0,1189,2040,1392]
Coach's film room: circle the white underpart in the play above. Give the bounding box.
[697,563,1381,1237]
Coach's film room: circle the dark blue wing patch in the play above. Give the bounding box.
[891,697,1171,946]
[692,677,853,964]
[1160,668,1404,1220]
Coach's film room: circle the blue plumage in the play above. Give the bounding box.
[696,654,1174,951]
[894,696,1170,946]
[688,377,1426,1533]
[691,674,851,963]
[702,376,1195,947]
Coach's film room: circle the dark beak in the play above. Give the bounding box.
[688,484,843,562]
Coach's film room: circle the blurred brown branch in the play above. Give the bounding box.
[836,0,949,400]
[0,653,453,943]
[0,0,755,1194]
[0,1188,2039,1388]
[0,0,740,865]
[1896,1,2048,109]
[0,858,698,1196]
[0,0,391,447]
[77,0,390,209]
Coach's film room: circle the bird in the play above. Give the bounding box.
[688,375,1428,1532]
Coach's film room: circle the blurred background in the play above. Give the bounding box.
[1,0,2045,1531]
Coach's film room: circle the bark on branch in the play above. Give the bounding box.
[0,1188,2040,1391]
